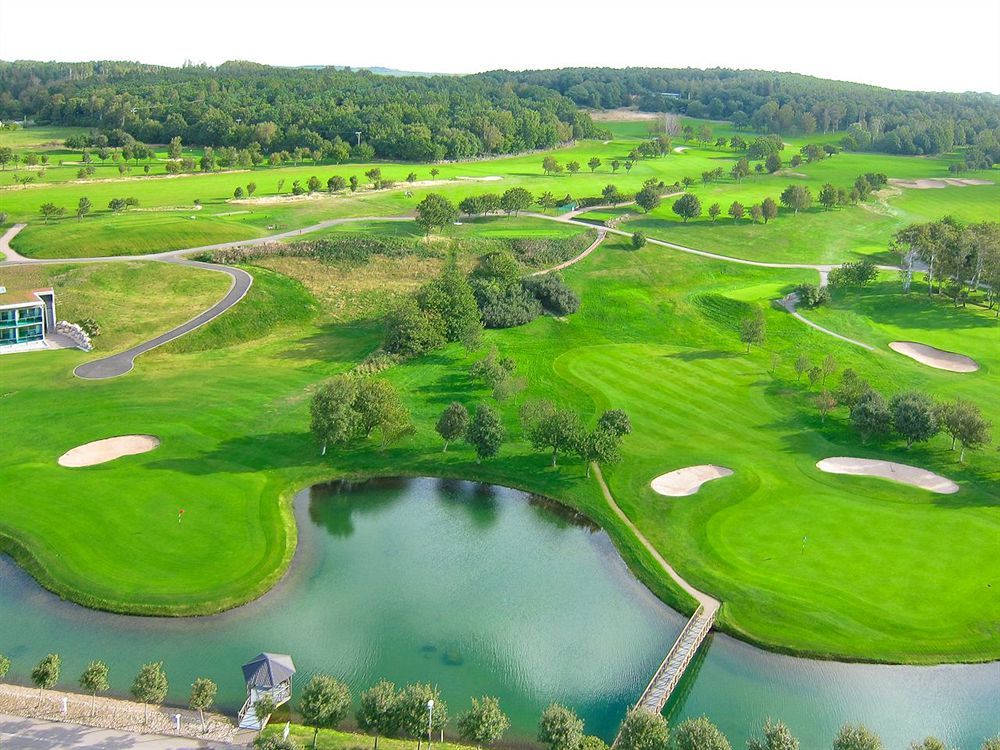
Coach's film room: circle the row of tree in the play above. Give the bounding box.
[38,196,137,223]
[892,218,1000,309]
[0,652,216,730]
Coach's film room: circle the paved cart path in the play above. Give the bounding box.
[0,713,220,750]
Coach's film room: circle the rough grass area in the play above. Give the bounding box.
[0,261,229,351]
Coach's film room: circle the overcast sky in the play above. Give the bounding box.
[2,0,998,94]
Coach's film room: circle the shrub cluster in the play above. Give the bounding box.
[207,234,425,266]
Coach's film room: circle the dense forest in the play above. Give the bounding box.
[0,60,603,160]
[1,61,999,164]
[483,68,1000,163]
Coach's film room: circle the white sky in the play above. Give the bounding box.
[2,0,999,94]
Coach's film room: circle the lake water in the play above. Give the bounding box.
[0,477,996,747]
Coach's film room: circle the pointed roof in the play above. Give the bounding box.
[242,652,296,688]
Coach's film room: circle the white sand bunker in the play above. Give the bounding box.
[889,341,979,373]
[651,465,733,496]
[817,457,958,494]
[889,178,993,190]
[58,435,160,467]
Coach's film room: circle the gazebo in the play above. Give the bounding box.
[237,652,296,730]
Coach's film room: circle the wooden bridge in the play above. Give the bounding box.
[634,605,716,714]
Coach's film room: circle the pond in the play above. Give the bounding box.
[0,477,996,747]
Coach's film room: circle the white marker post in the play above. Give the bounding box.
[61,697,68,714]
[174,714,181,733]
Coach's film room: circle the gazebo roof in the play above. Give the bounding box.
[241,652,296,688]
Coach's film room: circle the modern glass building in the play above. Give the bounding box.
[0,286,56,350]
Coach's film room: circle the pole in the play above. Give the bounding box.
[427,699,434,750]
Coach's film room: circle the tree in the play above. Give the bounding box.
[327,176,346,193]
[731,157,750,182]
[672,193,701,222]
[635,186,661,213]
[500,187,533,216]
[816,390,837,422]
[416,193,459,235]
[31,653,60,703]
[980,737,1000,750]
[300,675,352,749]
[418,255,481,344]
[431,168,440,179]
[311,376,360,455]
[520,400,584,467]
[0,146,14,170]
[39,202,64,224]
[807,366,823,388]
[749,204,764,223]
[780,185,813,214]
[821,354,838,384]
[355,378,411,447]
[909,740,951,750]
[708,202,721,221]
[254,693,277,732]
[762,197,778,223]
[396,683,447,750]
[747,719,799,750]
[611,159,621,173]
[130,661,168,725]
[349,176,359,192]
[537,703,584,750]
[601,184,623,205]
[467,404,505,463]
[938,400,992,461]
[79,660,110,717]
[578,427,623,477]
[631,232,646,250]
[384,298,446,357]
[829,260,879,287]
[615,707,669,750]
[587,157,601,173]
[458,696,510,749]
[819,183,839,209]
[833,724,883,750]
[851,390,892,443]
[739,307,766,352]
[76,196,92,220]
[188,677,218,732]
[168,136,182,159]
[307,175,322,193]
[765,153,782,173]
[834,369,872,409]
[598,409,631,437]
[625,160,635,174]
[728,201,745,222]
[794,354,810,380]
[672,716,731,750]
[234,186,245,199]
[0,653,9,679]
[436,402,470,451]
[357,680,398,750]
[890,391,939,448]
[542,156,562,175]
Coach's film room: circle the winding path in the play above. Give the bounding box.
[2,206,889,376]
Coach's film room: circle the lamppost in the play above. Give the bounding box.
[427,699,434,750]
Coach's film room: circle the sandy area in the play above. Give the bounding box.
[672,146,690,153]
[651,465,734,496]
[231,175,503,205]
[0,682,235,743]
[888,178,993,190]
[58,435,160,467]
[889,341,979,373]
[816,457,959,494]
[587,108,663,121]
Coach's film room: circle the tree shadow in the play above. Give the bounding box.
[664,349,739,361]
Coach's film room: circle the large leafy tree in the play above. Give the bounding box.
[537,703,584,750]
[415,193,459,235]
[615,707,669,750]
[130,661,168,725]
[747,719,799,750]
[672,193,701,221]
[889,391,939,448]
[299,675,352,749]
[357,679,398,750]
[457,696,510,748]
[832,724,883,750]
[467,404,505,463]
[436,402,470,452]
[672,716,731,750]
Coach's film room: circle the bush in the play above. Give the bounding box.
[76,318,101,337]
[475,284,542,329]
[829,260,879,287]
[207,234,424,267]
[523,274,580,315]
[507,233,591,268]
[794,283,829,308]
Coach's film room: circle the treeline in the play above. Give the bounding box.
[0,60,605,161]
[892,218,1000,309]
[481,67,1000,160]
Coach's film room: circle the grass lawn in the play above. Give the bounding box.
[1,116,988,261]
[0,217,996,661]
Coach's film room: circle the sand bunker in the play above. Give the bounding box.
[58,435,160,467]
[889,178,993,190]
[889,341,979,373]
[651,465,733,496]
[672,146,690,153]
[817,457,958,494]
